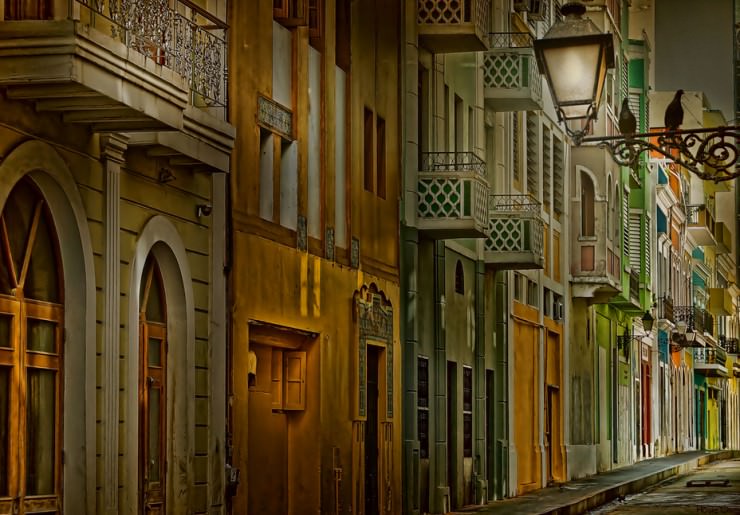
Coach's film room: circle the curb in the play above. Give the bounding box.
[543,450,739,515]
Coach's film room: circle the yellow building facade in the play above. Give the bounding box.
[228,1,402,513]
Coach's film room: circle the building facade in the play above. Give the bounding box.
[0,1,233,514]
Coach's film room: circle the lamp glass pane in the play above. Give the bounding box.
[543,42,601,105]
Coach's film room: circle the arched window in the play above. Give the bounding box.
[0,177,63,513]
[455,260,464,295]
[581,172,595,237]
[139,256,167,513]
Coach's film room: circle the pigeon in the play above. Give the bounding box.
[618,97,637,136]
[664,89,684,131]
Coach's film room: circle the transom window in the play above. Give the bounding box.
[0,177,64,514]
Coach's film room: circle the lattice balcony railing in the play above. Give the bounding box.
[418,0,489,36]
[76,0,227,108]
[483,50,542,98]
[485,195,544,255]
[488,31,533,48]
[418,152,488,226]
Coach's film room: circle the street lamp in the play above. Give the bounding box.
[535,1,740,182]
[617,311,655,360]
[533,2,614,143]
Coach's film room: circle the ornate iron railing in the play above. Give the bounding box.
[487,31,533,48]
[658,295,674,322]
[674,305,697,332]
[724,337,739,354]
[76,0,227,108]
[489,194,540,212]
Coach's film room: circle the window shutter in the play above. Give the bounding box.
[284,351,307,410]
[553,134,564,216]
[271,349,283,410]
[622,189,630,258]
[644,214,651,278]
[629,213,641,268]
[526,112,539,200]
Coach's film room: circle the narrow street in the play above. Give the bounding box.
[590,458,740,514]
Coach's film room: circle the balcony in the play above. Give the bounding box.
[0,0,233,171]
[483,33,543,112]
[708,288,733,317]
[687,206,716,247]
[417,152,489,239]
[484,195,544,270]
[714,221,732,254]
[417,0,489,53]
[673,306,713,347]
[694,347,729,377]
[719,336,738,354]
[610,268,642,314]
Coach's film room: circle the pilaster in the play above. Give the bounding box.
[100,133,128,514]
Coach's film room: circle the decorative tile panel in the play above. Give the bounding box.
[297,215,307,251]
[325,227,335,261]
[354,284,394,419]
[351,238,360,268]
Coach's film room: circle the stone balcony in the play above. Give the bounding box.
[483,32,543,112]
[417,151,489,239]
[417,0,489,53]
[0,0,233,171]
[484,194,544,270]
[687,206,716,247]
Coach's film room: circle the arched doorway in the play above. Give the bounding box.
[139,255,168,514]
[0,177,64,514]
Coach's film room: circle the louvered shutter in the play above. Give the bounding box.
[629,213,641,269]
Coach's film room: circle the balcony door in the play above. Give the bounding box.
[139,257,168,514]
[0,178,64,515]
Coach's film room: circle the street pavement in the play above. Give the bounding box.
[454,450,738,515]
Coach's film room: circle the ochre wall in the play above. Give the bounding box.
[231,233,402,514]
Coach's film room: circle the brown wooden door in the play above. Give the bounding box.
[0,179,64,515]
[139,259,167,515]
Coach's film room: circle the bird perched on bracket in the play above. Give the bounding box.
[619,97,637,136]
[664,89,684,131]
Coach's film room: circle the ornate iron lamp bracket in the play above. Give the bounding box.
[581,125,740,183]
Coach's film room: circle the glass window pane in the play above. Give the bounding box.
[27,319,56,353]
[26,211,60,303]
[148,387,161,482]
[145,276,165,323]
[3,180,36,281]
[0,314,12,349]
[26,368,56,495]
[0,367,8,496]
[148,337,161,367]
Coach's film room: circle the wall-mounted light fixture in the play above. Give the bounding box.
[196,204,213,218]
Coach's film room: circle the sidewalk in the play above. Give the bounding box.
[455,449,738,515]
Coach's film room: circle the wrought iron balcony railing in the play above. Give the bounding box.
[76,0,227,108]
[695,347,727,366]
[658,295,674,323]
[417,152,489,238]
[484,195,544,269]
[719,336,739,354]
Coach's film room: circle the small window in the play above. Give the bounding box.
[463,366,473,458]
[364,108,374,192]
[455,261,464,295]
[527,279,538,308]
[376,117,386,199]
[581,172,595,236]
[271,350,307,411]
[418,357,429,459]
